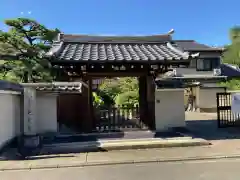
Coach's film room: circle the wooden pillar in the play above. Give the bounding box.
[88,77,94,131]
[78,77,94,133]
[146,76,156,130]
[139,76,148,128]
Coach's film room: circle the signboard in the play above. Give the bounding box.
[232,93,240,114]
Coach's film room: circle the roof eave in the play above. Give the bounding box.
[49,58,192,65]
[187,49,224,52]
[45,41,64,58]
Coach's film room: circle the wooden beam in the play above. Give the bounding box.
[86,72,147,77]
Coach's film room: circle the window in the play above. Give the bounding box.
[196,59,211,71]
[211,58,221,69]
[189,59,197,68]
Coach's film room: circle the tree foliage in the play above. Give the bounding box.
[230,26,240,43]
[118,77,139,92]
[93,92,104,107]
[0,18,60,82]
[99,77,139,106]
[99,78,122,100]
[115,91,139,106]
[219,79,240,90]
[222,26,240,65]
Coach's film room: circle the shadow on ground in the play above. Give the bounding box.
[0,150,77,161]
[0,130,186,160]
[0,134,103,161]
[176,119,240,140]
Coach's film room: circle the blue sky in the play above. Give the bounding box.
[0,0,239,46]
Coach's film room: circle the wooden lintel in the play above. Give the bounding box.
[86,72,148,77]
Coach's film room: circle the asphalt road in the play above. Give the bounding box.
[1,158,240,180]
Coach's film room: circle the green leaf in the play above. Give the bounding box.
[0,17,61,82]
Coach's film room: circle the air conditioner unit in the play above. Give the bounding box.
[213,68,221,76]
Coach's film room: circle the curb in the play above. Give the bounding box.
[42,138,211,154]
[67,154,240,167]
[2,154,240,171]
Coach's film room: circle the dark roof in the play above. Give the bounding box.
[46,33,198,62]
[0,80,23,92]
[61,34,172,43]
[155,79,184,88]
[173,40,224,52]
[220,63,240,77]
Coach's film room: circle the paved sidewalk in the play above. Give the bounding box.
[1,139,240,171]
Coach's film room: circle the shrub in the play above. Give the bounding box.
[115,90,139,106]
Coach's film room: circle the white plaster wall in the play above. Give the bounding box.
[0,91,21,148]
[155,89,185,131]
[36,93,58,134]
[198,88,225,109]
[0,90,58,149]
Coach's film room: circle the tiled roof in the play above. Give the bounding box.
[0,80,83,93]
[46,34,198,62]
[174,40,224,52]
[57,43,193,61]
[21,82,83,93]
[35,85,81,92]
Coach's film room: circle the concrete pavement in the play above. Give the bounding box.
[1,158,240,180]
[1,139,240,170]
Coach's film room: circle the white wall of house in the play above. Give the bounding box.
[36,93,58,134]
[155,89,185,131]
[0,90,21,149]
[197,87,226,111]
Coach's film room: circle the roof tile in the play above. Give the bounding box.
[174,40,223,52]
[54,43,190,62]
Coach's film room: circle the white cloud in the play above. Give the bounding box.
[20,11,32,15]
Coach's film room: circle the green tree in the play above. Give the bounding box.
[118,77,139,92]
[0,18,60,82]
[99,78,122,101]
[93,92,104,107]
[116,77,139,106]
[223,26,240,65]
[99,77,139,106]
[230,26,240,43]
[219,79,240,90]
[115,91,139,106]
